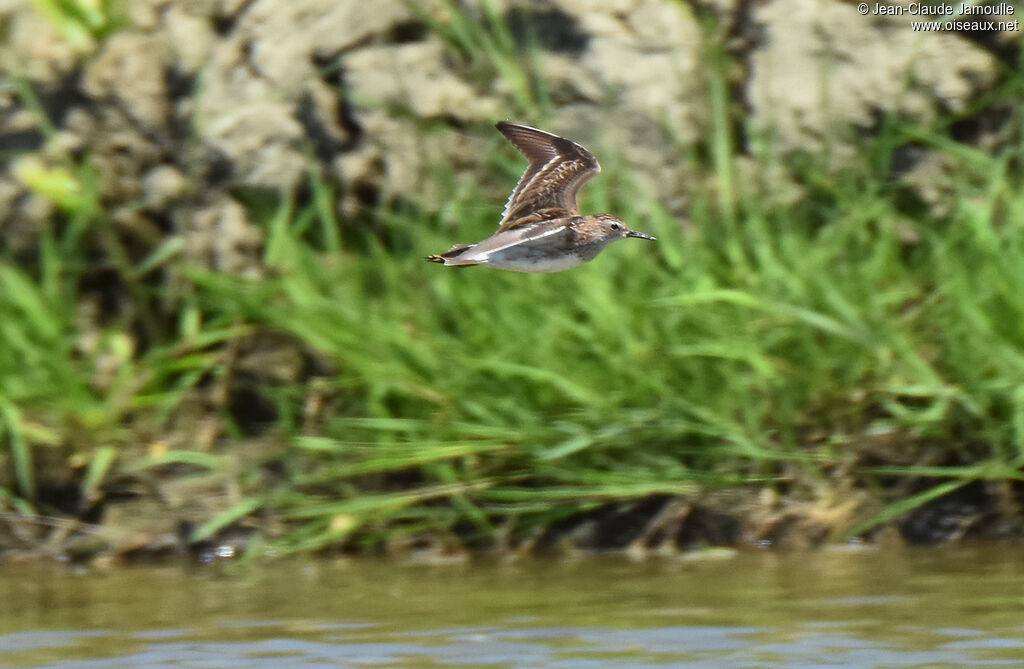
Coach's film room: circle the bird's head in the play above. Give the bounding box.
[591,214,656,243]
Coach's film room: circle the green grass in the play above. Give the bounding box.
[3,7,1024,557]
[181,104,1024,553]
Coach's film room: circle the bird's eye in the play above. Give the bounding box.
[610,222,621,231]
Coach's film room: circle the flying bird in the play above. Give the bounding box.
[427,122,655,272]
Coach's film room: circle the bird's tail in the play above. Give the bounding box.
[426,244,478,266]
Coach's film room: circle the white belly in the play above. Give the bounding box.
[481,251,587,273]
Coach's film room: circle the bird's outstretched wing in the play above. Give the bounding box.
[495,122,601,231]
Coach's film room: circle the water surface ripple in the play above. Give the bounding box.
[1,546,1022,668]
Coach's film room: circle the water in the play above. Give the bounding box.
[1,545,1023,668]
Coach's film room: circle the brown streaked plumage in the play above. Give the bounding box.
[427,122,655,273]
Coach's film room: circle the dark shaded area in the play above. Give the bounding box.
[675,507,742,550]
[889,143,931,179]
[950,106,1014,145]
[227,380,280,436]
[388,20,428,44]
[212,11,236,36]
[592,496,673,549]
[165,67,203,154]
[37,480,87,518]
[32,68,90,129]
[296,94,347,164]
[311,55,364,153]
[505,7,589,54]
[533,496,736,553]
[0,69,89,156]
[0,129,45,155]
[901,480,1024,544]
[212,0,257,37]
[179,145,236,188]
[297,54,367,220]
[79,266,131,322]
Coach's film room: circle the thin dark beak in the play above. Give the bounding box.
[626,230,656,241]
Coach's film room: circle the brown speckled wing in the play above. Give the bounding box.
[495,122,601,231]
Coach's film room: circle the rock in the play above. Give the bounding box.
[142,165,189,207]
[1,4,90,83]
[82,32,171,131]
[200,101,308,190]
[193,0,421,191]
[162,2,217,75]
[344,40,496,120]
[747,0,999,155]
[175,195,264,276]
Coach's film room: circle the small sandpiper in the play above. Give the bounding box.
[427,122,655,272]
